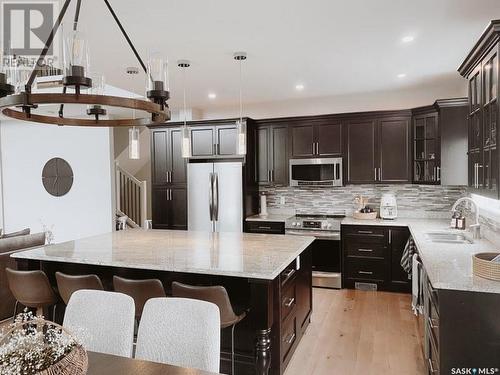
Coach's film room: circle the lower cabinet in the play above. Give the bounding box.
[422,268,500,374]
[152,186,187,230]
[342,225,411,292]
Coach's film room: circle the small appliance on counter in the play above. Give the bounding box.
[380,193,397,219]
[259,193,268,217]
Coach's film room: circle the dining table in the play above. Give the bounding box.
[87,351,221,374]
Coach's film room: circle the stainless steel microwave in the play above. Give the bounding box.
[289,157,343,187]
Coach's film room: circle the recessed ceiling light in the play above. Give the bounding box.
[208,92,216,99]
[295,84,304,91]
[402,35,415,43]
[397,73,407,78]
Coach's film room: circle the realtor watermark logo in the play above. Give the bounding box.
[1,1,55,55]
[451,368,499,374]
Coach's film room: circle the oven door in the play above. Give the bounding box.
[289,158,342,187]
[285,230,342,289]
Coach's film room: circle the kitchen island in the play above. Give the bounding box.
[12,229,315,375]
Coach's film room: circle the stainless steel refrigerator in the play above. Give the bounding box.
[187,162,243,232]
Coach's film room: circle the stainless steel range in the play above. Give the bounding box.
[285,212,344,289]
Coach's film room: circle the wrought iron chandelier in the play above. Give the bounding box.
[0,0,170,127]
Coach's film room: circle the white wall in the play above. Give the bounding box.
[0,120,114,243]
[199,75,467,120]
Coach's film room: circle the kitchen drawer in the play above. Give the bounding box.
[281,281,297,322]
[427,298,440,351]
[346,258,386,281]
[426,323,440,375]
[280,262,298,287]
[345,239,387,259]
[427,278,439,312]
[245,221,285,234]
[281,314,297,365]
[342,225,387,238]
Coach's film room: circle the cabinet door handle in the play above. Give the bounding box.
[358,230,373,234]
[389,229,392,244]
[283,332,296,344]
[374,168,377,181]
[358,248,373,252]
[358,271,373,275]
[427,316,439,329]
[436,166,441,182]
[312,142,315,155]
[169,189,172,201]
[271,170,274,182]
[283,297,295,307]
[258,226,272,230]
[428,359,437,374]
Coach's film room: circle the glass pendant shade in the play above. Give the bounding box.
[181,126,191,158]
[63,29,90,77]
[90,73,105,95]
[236,120,246,155]
[146,52,169,92]
[129,127,140,160]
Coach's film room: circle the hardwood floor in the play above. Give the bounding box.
[285,288,426,375]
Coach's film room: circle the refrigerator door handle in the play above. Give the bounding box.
[213,173,219,221]
[209,173,214,221]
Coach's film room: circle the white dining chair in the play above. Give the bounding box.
[63,289,135,358]
[135,297,221,372]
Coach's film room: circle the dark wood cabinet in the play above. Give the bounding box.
[342,224,410,292]
[151,128,188,230]
[245,220,285,234]
[190,123,239,157]
[290,122,342,158]
[256,124,288,185]
[459,20,500,198]
[346,115,411,184]
[346,120,377,183]
[152,128,187,186]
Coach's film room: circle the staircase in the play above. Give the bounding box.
[115,162,147,228]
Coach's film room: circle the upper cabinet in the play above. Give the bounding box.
[256,124,288,185]
[152,128,186,186]
[346,114,411,184]
[289,121,342,158]
[190,123,239,157]
[459,20,500,198]
[411,100,468,186]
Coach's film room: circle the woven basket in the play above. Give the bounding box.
[472,252,500,281]
[0,319,88,375]
[353,211,378,220]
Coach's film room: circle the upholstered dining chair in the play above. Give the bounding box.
[63,290,135,358]
[135,297,220,373]
[5,268,58,319]
[55,271,104,305]
[171,281,246,374]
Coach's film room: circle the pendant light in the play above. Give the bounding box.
[234,52,247,155]
[129,110,140,159]
[178,60,191,158]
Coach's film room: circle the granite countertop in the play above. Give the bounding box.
[246,213,293,223]
[342,217,500,294]
[12,229,314,281]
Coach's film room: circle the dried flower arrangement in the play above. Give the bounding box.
[0,311,87,375]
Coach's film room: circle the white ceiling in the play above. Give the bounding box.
[74,0,500,112]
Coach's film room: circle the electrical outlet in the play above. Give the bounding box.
[280,196,286,205]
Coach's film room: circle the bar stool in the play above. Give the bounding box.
[112,275,166,321]
[55,271,104,305]
[171,281,246,375]
[5,268,58,319]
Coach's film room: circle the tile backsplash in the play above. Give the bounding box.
[259,184,467,218]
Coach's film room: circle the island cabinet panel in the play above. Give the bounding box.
[255,124,288,185]
[289,121,342,158]
[342,225,410,292]
[422,270,500,374]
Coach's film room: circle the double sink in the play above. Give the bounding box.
[425,231,474,244]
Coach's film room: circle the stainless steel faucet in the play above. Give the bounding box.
[451,197,481,239]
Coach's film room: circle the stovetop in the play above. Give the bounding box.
[285,212,345,231]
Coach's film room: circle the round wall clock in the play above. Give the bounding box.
[42,158,74,197]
